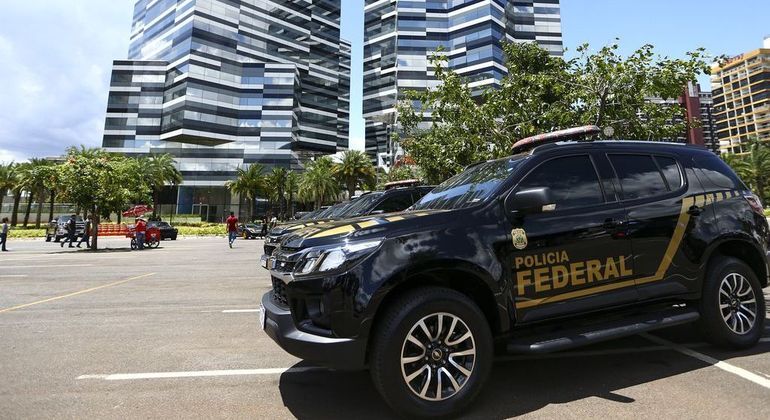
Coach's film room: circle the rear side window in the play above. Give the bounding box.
[694,155,746,190]
[517,155,604,210]
[608,154,668,200]
[654,156,684,190]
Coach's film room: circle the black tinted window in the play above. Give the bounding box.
[654,156,684,190]
[609,155,668,200]
[694,155,745,190]
[517,155,604,210]
[374,193,414,213]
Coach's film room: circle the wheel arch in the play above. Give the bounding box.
[705,238,768,288]
[364,260,508,364]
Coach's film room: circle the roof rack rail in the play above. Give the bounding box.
[511,126,602,154]
[384,179,422,190]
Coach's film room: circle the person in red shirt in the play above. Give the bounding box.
[135,217,147,250]
[226,212,239,248]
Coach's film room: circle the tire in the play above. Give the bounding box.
[699,256,766,349]
[369,287,493,418]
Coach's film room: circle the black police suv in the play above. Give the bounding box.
[147,221,178,241]
[260,185,433,267]
[260,128,769,418]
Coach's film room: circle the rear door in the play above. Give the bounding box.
[511,153,636,323]
[605,152,700,299]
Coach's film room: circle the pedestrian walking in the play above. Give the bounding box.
[226,211,239,248]
[135,217,146,250]
[77,215,92,248]
[1,217,9,252]
[270,216,278,230]
[260,217,268,238]
[61,214,77,248]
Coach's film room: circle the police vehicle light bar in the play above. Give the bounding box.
[511,126,602,154]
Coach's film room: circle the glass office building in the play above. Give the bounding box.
[103,0,350,220]
[363,0,563,161]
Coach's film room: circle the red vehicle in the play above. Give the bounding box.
[127,224,161,249]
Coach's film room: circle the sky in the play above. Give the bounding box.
[0,0,768,163]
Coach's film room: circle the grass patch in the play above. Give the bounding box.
[8,229,46,238]
[177,225,226,236]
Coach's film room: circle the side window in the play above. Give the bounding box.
[694,155,746,190]
[517,155,604,210]
[374,193,414,213]
[608,154,669,200]
[654,156,684,191]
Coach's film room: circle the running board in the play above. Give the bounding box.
[506,307,700,354]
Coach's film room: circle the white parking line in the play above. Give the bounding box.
[78,366,321,381]
[641,333,770,390]
[0,264,94,269]
[0,275,28,278]
[221,309,262,313]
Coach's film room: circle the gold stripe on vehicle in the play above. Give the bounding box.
[386,216,405,222]
[357,220,380,229]
[309,225,356,239]
[517,196,696,309]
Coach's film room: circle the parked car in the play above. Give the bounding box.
[147,221,178,241]
[45,215,84,242]
[261,127,769,417]
[238,223,263,239]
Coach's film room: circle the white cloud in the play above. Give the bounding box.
[0,1,134,160]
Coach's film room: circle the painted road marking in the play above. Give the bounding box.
[78,367,321,380]
[0,275,28,278]
[0,264,94,269]
[0,273,156,314]
[222,309,262,313]
[642,333,770,390]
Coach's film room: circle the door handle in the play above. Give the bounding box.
[603,218,625,229]
[687,205,704,216]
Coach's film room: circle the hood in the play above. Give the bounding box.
[268,219,336,236]
[280,210,450,250]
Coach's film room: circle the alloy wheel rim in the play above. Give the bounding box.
[400,312,476,402]
[718,273,757,335]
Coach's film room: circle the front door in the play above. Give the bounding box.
[508,154,637,323]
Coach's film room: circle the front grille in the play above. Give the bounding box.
[271,277,289,308]
[264,244,276,256]
[271,259,296,273]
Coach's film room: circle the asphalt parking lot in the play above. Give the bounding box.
[0,236,768,419]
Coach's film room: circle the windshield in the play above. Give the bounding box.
[298,210,320,220]
[339,192,384,218]
[411,157,524,211]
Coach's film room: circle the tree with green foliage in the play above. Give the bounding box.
[141,154,182,217]
[285,171,300,219]
[0,162,18,218]
[722,140,770,201]
[398,41,710,184]
[226,164,265,222]
[266,167,288,219]
[299,156,340,210]
[57,147,150,250]
[334,150,376,198]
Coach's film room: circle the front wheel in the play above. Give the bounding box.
[370,287,493,418]
[699,256,766,349]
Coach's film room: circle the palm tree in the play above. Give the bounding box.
[266,167,288,219]
[299,157,340,210]
[285,171,300,219]
[145,154,182,217]
[726,140,770,200]
[0,163,17,215]
[226,164,265,222]
[28,159,53,228]
[334,150,376,198]
[16,161,37,227]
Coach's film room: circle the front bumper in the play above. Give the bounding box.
[261,292,367,370]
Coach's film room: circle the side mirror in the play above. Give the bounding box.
[508,187,555,216]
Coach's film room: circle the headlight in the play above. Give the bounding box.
[293,239,383,277]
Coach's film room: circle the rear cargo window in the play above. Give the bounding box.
[694,155,746,190]
[608,154,669,201]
